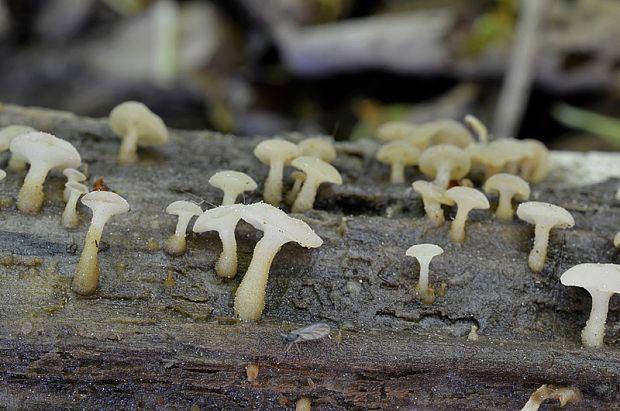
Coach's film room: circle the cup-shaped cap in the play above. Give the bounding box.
[254,139,300,165]
[0,125,36,151]
[516,201,574,229]
[193,204,244,233]
[561,263,620,294]
[291,156,342,185]
[445,187,490,210]
[428,119,474,148]
[209,171,257,194]
[166,200,203,217]
[483,173,530,200]
[298,137,337,163]
[109,101,168,146]
[406,243,444,260]
[377,141,420,166]
[63,168,87,182]
[10,132,81,170]
[66,181,89,196]
[81,191,130,220]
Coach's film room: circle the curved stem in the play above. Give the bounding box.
[285,177,304,206]
[62,192,81,228]
[390,163,405,184]
[17,163,49,213]
[72,223,104,296]
[582,290,613,347]
[118,128,139,164]
[292,177,319,213]
[263,159,284,205]
[449,206,471,243]
[529,224,550,272]
[215,229,238,278]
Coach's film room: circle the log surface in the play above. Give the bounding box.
[0,103,619,410]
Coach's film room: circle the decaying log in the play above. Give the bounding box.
[0,103,619,409]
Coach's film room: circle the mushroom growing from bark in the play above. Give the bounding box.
[412,180,452,226]
[63,168,87,202]
[72,191,130,296]
[376,121,435,150]
[290,156,342,213]
[560,263,620,347]
[10,132,81,214]
[376,141,420,184]
[483,173,530,220]
[0,125,35,171]
[520,384,582,411]
[163,200,203,256]
[406,243,443,304]
[428,119,474,148]
[419,144,470,188]
[109,101,168,165]
[285,170,306,206]
[234,202,323,321]
[209,170,257,206]
[254,139,301,206]
[62,182,88,229]
[517,202,574,272]
[298,137,337,163]
[444,187,490,243]
[193,204,244,278]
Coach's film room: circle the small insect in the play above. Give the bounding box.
[92,177,110,192]
[281,323,331,354]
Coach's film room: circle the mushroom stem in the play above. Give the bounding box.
[496,193,515,220]
[433,162,452,188]
[164,213,193,256]
[8,156,26,172]
[17,162,49,213]
[62,190,82,228]
[215,229,238,278]
[72,216,107,296]
[529,224,551,272]
[423,202,445,226]
[292,177,320,213]
[390,162,405,184]
[285,176,304,206]
[118,128,139,165]
[222,191,238,206]
[263,159,284,205]
[449,207,470,243]
[415,257,435,304]
[582,289,613,347]
[234,232,284,320]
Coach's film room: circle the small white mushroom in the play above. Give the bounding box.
[163,200,203,256]
[519,139,550,183]
[464,114,488,144]
[483,173,530,220]
[406,243,443,304]
[560,263,620,347]
[376,121,436,150]
[10,132,81,214]
[234,202,323,321]
[298,137,337,163]
[209,170,257,205]
[254,139,301,206]
[285,170,306,206]
[517,202,574,272]
[412,180,452,226]
[0,170,5,181]
[428,119,474,148]
[109,101,169,165]
[418,144,471,188]
[63,168,87,202]
[193,204,244,278]
[290,156,342,213]
[72,191,130,296]
[0,125,35,171]
[376,141,420,184]
[62,182,89,229]
[444,187,490,243]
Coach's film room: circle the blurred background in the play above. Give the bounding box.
[1,0,620,150]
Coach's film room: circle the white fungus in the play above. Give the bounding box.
[444,187,490,243]
[62,182,89,229]
[209,170,257,206]
[406,243,443,304]
[163,200,203,256]
[254,139,301,206]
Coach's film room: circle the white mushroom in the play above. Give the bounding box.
[209,170,257,206]
[285,170,306,206]
[109,101,169,165]
[298,137,337,163]
[0,170,5,181]
[62,182,88,229]
[234,202,323,321]
[428,119,474,148]
[464,114,488,144]
[412,180,452,226]
[483,173,530,220]
[62,168,87,202]
[72,191,130,296]
[560,263,620,347]
[516,202,574,272]
[193,204,244,278]
[290,156,342,213]
[163,200,203,256]
[0,125,35,171]
[418,144,471,188]
[10,132,81,214]
[444,187,490,243]
[376,141,420,184]
[254,139,301,206]
[406,243,443,304]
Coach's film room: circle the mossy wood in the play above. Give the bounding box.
[0,104,619,409]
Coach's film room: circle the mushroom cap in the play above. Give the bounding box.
[483,173,530,200]
[0,125,36,151]
[516,201,575,229]
[418,144,471,181]
[406,243,444,259]
[240,202,323,248]
[209,170,257,193]
[485,139,529,167]
[0,170,5,181]
[428,119,474,148]
[560,263,620,293]
[254,139,300,165]
[298,137,337,163]
[81,190,130,216]
[9,132,81,170]
[376,121,419,141]
[412,180,452,204]
[444,186,490,210]
[376,141,420,166]
[522,139,550,182]
[65,181,89,195]
[166,200,203,217]
[193,204,244,233]
[63,168,87,182]
[109,101,168,146]
[291,156,342,185]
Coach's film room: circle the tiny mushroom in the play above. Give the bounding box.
[290,156,342,213]
[444,187,490,243]
[234,202,323,321]
[406,243,443,304]
[418,144,471,188]
[62,182,89,229]
[209,170,257,206]
[376,141,420,184]
[483,173,530,220]
[72,191,130,296]
[285,170,306,206]
[517,202,574,272]
[10,132,81,214]
[412,180,452,226]
[0,169,5,181]
[193,204,244,278]
[109,101,169,165]
[428,119,474,148]
[464,114,488,144]
[0,125,35,171]
[298,137,337,163]
[376,121,436,150]
[63,168,87,202]
[163,200,203,256]
[519,139,550,183]
[560,263,620,347]
[254,139,301,206]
